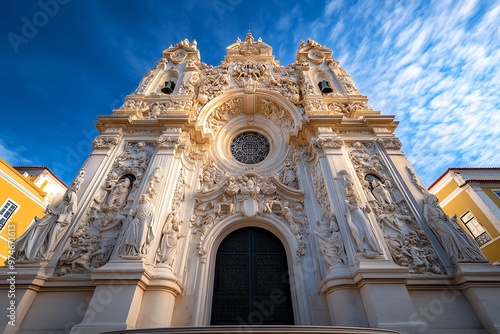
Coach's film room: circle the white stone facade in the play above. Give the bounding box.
[2,34,500,334]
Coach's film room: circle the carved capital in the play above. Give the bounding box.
[377,137,402,150]
[158,136,180,149]
[92,136,120,150]
[316,137,343,149]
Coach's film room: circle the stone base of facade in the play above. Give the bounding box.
[103,325,399,334]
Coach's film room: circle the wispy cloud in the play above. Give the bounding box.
[312,0,500,186]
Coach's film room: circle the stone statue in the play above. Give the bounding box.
[119,195,155,258]
[282,160,298,189]
[371,179,392,205]
[156,210,182,267]
[345,198,382,256]
[423,193,486,263]
[15,186,78,261]
[107,177,131,208]
[314,216,345,268]
[283,206,300,235]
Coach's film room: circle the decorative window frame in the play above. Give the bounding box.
[460,210,491,247]
[0,198,20,233]
[210,115,289,175]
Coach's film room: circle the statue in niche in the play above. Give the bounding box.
[91,176,117,209]
[282,160,298,189]
[119,195,155,258]
[423,193,486,263]
[371,178,392,205]
[156,210,183,267]
[314,215,345,268]
[345,198,383,256]
[15,185,79,261]
[106,177,131,208]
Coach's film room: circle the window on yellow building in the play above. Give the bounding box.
[0,199,19,232]
[493,190,500,199]
[460,211,491,247]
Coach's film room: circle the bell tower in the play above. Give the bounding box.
[3,34,500,334]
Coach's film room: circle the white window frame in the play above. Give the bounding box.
[460,210,491,247]
[492,189,500,200]
[0,199,20,233]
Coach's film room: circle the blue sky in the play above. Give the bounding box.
[1,0,498,187]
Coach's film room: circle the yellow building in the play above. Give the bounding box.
[429,167,500,264]
[0,158,66,260]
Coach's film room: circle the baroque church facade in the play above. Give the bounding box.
[2,33,500,334]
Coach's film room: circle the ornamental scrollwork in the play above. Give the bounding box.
[192,172,308,258]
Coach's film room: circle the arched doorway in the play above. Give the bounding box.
[211,227,294,325]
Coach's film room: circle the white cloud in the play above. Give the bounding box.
[317,0,500,186]
[0,140,32,166]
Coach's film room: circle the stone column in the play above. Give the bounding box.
[135,266,183,327]
[314,132,368,327]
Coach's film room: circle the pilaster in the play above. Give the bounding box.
[455,263,500,334]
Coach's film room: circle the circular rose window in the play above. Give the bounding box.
[230,132,270,164]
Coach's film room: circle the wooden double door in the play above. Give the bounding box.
[211,227,294,325]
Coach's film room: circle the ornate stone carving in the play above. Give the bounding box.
[276,159,299,189]
[266,67,302,104]
[14,184,81,262]
[156,208,183,267]
[199,161,225,192]
[92,136,120,150]
[377,137,402,150]
[192,172,308,257]
[196,65,231,109]
[423,193,487,264]
[406,166,426,193]
[346,101,371,115]
[227,32,272,57]
[346,142,443,273]
[134,67,157,95]
[206,98,244,133]
[339,170,383,258]
[118,99,149,113]
[316,136,343,149]
[118,194,156,259]
[336,66,359,94]
[55,142,155,275]
[306,99,326,113]
[258,98,294,133]
[314,215,347,268]
[158,136,180,149]
[233,60,269,84]
[326,102,348,116]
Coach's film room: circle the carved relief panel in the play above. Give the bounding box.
[346,141,443,274]
[55,141,157,275]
